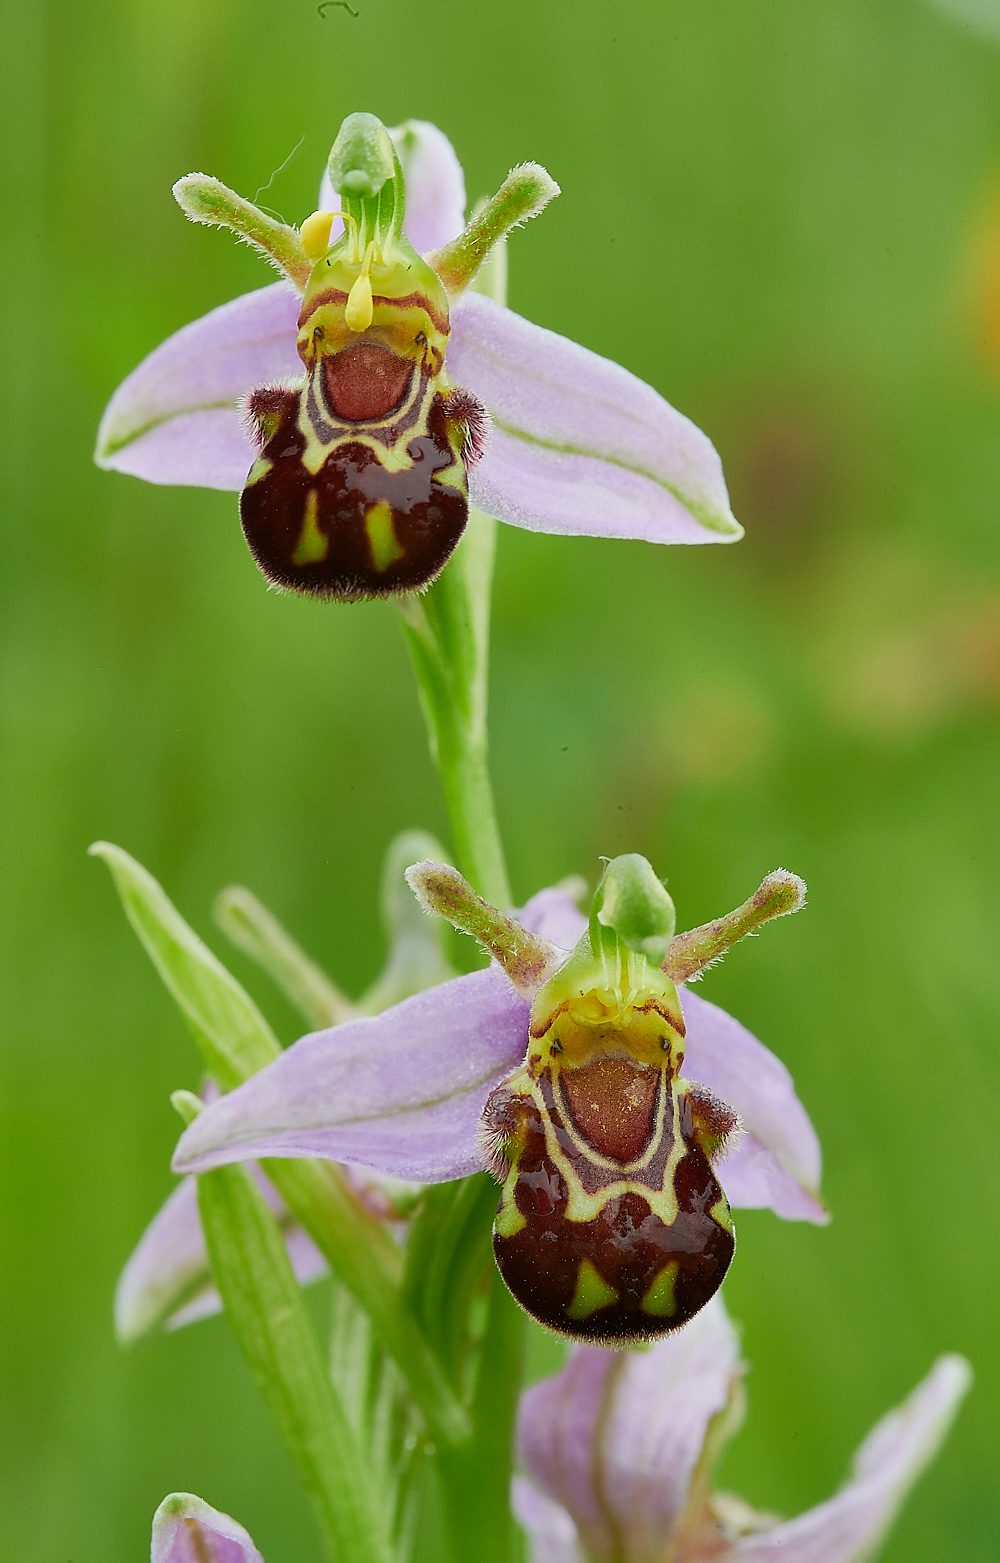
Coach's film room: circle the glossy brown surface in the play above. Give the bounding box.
[489,1078,734,1342]
[239,388,468,600]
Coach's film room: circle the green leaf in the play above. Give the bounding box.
[403,1174,498,1386]
[263,1158,471,1449]
[436,1268,526,1563]
[93,842,471,1446]
[213,884,357,1030]
[329,1283,429,1561]
[405,1176,527,1563]
[358,830,457,1015]
[90,841,279,1091]
[197,1161,392,1563]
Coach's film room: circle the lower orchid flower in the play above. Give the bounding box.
[172,853,826,1344]
[513,1295,971,1563]
[95,113,741,604]
[151,1493,264,1563]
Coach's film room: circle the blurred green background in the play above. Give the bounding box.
[2,0,999,1557]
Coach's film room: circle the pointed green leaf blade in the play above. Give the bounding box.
[90,841,279,1089]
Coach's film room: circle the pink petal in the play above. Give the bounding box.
[116,1177,213,1340]
[172,966,530,1182]
[151,1493,263,1563]
[116,1167,328,1340]
[518,888,587,949]
[733,1356,971,1563]
[518,1297,741,1560]
[448,291,742,544]
[681,989,827,1223]
[717,1133,827,1225]
[511,1478,583,1563]
[96,283,301,489]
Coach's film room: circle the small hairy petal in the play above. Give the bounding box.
[448,291,742,544]
[151,1493,263,1563]
[172,966,530,1182]
[733,1356,972,1563]
[518,1297,741,1561]
[116,1169,328,1340]
[681,989,826,1223]
[319,119,466,256]
[511,1478,584,1563]
[95,283,301,488]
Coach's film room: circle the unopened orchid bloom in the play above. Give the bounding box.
[513,1296,971,1563]
[96,114,741,602]
[151,1492,263,1563]
[173,855,825,1343]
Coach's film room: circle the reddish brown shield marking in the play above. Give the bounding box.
[322,343,413,422]
[560,1058,659,1162]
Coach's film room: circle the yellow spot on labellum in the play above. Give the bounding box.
[300,210,335,261]
[641,1260,679,1317]
[710,1198,734,1235]
[566,1258,618,1320]
[292,491,329,566]
[365,501,405,572]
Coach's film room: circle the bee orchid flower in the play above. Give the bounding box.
[95,114,741,602]
[513,1296,971,1563]
[173,857,827,1342]
[151,1493,264,1563]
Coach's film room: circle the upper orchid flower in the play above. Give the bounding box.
[513,1295,971,1563]
[95,114,741,602]
[173,854,826,1344]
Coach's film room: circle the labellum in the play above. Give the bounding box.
[481,943,737,1344]
[240,117,487,601]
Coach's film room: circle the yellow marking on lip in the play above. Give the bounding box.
[292,491,329,565]
[494,1180,527,1240]
[710,1197,734,1235]
[641,1260,679,1317]
[565,1259,618,1320]
[365,501,405,572]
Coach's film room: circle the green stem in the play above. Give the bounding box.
[398,509,511,909]
[197,1161,392,1563]
[264,1157,471,1449]
[436,1267,527,1563]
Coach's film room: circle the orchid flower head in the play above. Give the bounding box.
[513,1296,972,1563]
[173,855,823,1344]
[96,114,742,603]
[151,1492,263,1563]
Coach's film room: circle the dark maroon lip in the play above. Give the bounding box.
[240,385,469,602]
[483,1065,735,1344]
